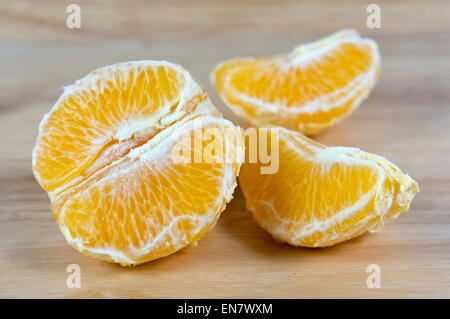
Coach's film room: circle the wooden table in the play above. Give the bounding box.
[0,0,449,298]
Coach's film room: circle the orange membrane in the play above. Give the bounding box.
[239,127,419,247]
[212,29,380,135]
[32,61,244,265]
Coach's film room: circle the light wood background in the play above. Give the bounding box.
[0,0,449,298]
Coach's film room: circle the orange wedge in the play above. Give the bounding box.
[239,128,419,247]
[212,30,380,135]
[32,61,244,265]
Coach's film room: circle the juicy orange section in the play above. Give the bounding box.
[212,30,380,135]
[229,43,372,107]
[32,61,244,265]
[33,62,205,192]
[56,118,241,264]
[239,128,418,247]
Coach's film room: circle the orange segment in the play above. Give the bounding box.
[33,61,217,192]
[32,61,244,265]
[212,30,380,135]
[239,128,419,247]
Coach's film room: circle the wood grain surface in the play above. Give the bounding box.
[0,0,449,298]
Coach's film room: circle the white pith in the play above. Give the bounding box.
[33,60,244,265]
[288,29,361,67]
[113,70,202,141]
[59,122,242,265]
[59,117,243,265]
[217,29,380,131]
[274,136,385,238]
[232,63,377,115]
[32,60,202,186]
[245,128,417,247]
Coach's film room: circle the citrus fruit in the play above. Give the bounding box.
[239,127,419,247]
[212,29,380,135]
[32,61,244,266]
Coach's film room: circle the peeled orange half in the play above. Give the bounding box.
[239,128,419,247]
[32,61,244,266]
[212,30,380,135]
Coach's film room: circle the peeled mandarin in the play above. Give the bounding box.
[32,61,244,265]
[212,30,380,135]
[239,127,419,247]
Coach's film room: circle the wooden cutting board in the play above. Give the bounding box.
[0,0,449,298]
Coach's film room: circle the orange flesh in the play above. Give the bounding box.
[239,128,418,247]
[34,64,196,192]
[213,30,380,135]
[32,61,243,265]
